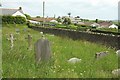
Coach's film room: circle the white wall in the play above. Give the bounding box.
[12,11,26,18]
[109,24,118,29]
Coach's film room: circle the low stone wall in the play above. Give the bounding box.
[29,26,120,49]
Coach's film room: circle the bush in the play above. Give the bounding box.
[77,26,88,31]
[68,25,78,29]
[2,15,26,24]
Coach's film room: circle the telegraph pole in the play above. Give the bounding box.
[43,1,45,27]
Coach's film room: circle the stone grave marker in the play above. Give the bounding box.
[112,69,120,77]
[68,57,81,64]
[15,28,20,34]
[95,51,109,59]
[25,34,32,50]
[34,36,51,63]
[116,50,120,57]
[23,28,27,32]
[7,34,16,49]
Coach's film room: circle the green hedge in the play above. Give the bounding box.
[2,15,26,24]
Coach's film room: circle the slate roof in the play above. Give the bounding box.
[0,8,24,15]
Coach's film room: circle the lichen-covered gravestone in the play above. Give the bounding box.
[25,34,32,50]
[7,34,16,49]
[95,51,109,59]
[23,28,27,32]
[34,37,51,63]
[15,28,20,34]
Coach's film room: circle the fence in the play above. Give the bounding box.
[29,26,120,49]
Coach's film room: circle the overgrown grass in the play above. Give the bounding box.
[2,24,118,78]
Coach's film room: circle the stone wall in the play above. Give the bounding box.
[29,26,120,49]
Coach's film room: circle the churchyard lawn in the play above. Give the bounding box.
[2,24,118,78]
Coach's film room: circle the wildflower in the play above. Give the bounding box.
[80,73,83,75]
[72,69,74,72]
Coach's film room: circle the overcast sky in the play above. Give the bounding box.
[1,0,119,20]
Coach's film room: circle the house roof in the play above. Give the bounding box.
[98,21,112,27]
[0,8,24,15]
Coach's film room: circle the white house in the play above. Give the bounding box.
[50,20,58,23]
[28,20,41,24]
[109,24,118,29]
[0,7,26,18]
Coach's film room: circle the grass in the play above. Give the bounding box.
[96,28,118,33]
[2,24,118,78]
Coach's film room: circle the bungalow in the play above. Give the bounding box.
[109,24,118,29]
[0,7,26,18]
[50,20,58,23]
[98,21,112,28]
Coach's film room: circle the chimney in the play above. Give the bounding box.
[19,7,22,10]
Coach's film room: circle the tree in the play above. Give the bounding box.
[63,18,71,25]
[36,16,41,18]
[24,14,31,20]
[68,13,71,17]
[95,19,98,23]
[56,16,62,22]
[76,16,80,18]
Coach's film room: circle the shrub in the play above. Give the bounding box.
[2,15,26,24]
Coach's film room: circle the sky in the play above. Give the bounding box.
[1,0,119,20]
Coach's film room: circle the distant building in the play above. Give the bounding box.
[28,20,41,24]
[50,20,58,23]
[0,7,26,18]
[98,21,112,28]
[90,23,100,27]
[62,16,81,24]
[109,24,118,29]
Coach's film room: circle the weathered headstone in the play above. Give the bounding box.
[116,50,120,57]
[23,28,27,32]
[25,34,32,50]
[15,28,20,34]
[95,51,109,59]
[34,37,51,63]
[40,32,43,35]
[68,57,81,64]
[7,34,16,49]
[112,69,120,77]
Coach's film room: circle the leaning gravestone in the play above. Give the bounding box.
[34,37,51,63]
[25,34,32,50]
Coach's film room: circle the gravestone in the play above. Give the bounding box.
[7,34,16,49]
[112,69,120,77]
[68,57,81,64]
[25,34,32,50]
[15,28,20,34]
[23,28,27,32]
[116,50,120,57]
[40,32,43,35]
[34,37,51,63]
[95,51,109,59]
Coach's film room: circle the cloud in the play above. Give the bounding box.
[1,0,119,20]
